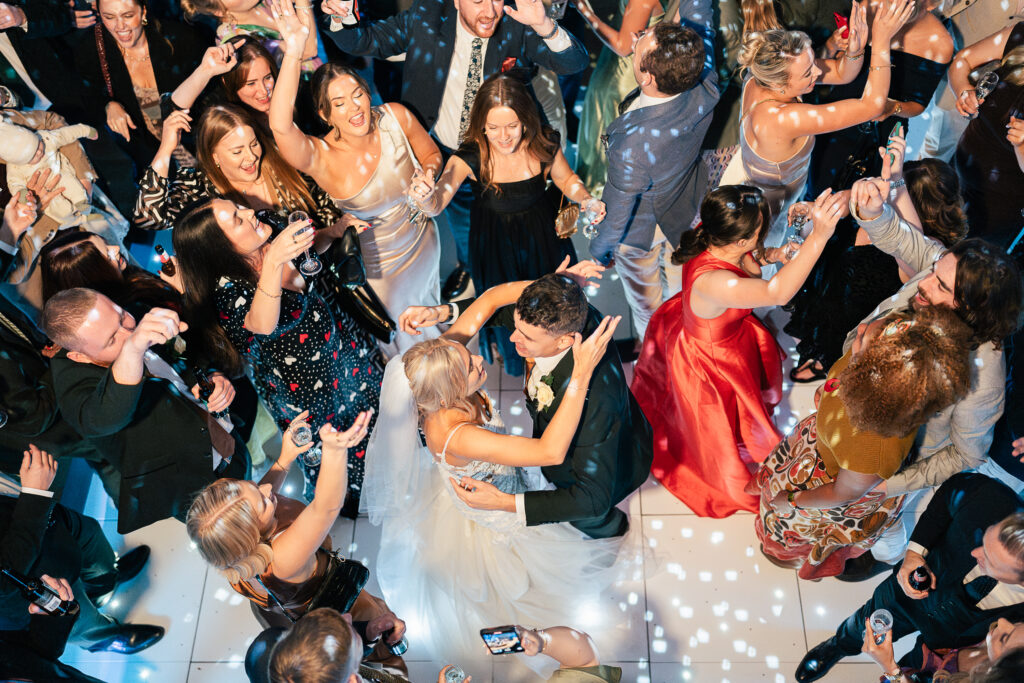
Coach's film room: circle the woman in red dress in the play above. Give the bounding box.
[632,185,844,517]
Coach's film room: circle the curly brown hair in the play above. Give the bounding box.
[837,306,973,438]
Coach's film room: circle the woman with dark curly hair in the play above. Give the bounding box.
[755,305,974,581]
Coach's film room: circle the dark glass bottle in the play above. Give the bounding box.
[154,245,176,277]
[1,566,80,617]
[194,367,230,420]
[909,566,931,591]
[255,210,288,237]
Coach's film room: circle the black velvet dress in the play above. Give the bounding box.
[455,133,577,376]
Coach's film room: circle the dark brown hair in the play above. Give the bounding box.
[639,23,706,95]
[838,306,972,437]
[309,62,375,140]
[220,36,279,107]
[515,273,589,337]
[673,185,771,264]
[464,73,559,193]
[268,608,362,682]
[904,159,968,248]
[948,238,1023,348]
[196,104,315,213]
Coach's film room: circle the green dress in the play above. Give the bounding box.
[575,0,669,196]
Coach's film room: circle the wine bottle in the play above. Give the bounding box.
[155,245,176,277]
[1,566,80,617]
[194,367,230,420]
[255,209,288,237]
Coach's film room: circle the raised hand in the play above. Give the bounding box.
[505,0,552,31]
[808,188,846,240]
[198,43,238,77]
[160,109,192,151]
[570,315,621,381]
[407,168,436,207]
[267,0,309,57]
[25,169,65,212]
[191,371,235,413]
[554,255,605,289]
[398,305,451,336]
[582,197,607,225]
[68,0,96,29]
[871,0,915,44]
[956,87,980,118]
[860,617,899,673]
[1008,116,1024,147]
[879,122,906,181]
[281,410,314,464]
[125,307,188,355]
[321,0,352,18]
[850,177,890,220]
[2,192,37,242]
[846,0,868,55]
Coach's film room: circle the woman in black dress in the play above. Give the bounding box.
[410,73,605,375]
[785,0,954,381]
[950,21,1024,250]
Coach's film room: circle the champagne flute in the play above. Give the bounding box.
[290,210,322,277]
[579,199,602,240]
[968,71,999,120]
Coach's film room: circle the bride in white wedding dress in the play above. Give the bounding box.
[362,274,639,675]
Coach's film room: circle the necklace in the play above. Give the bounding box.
[118,40,150,67]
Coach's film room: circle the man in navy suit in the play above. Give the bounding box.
[589,2,719,347]
[320,0,589,301]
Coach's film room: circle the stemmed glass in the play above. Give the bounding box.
[290,210,322,277]
[579,200,602,240]
[968,71,1000,120]
[783,203,809,260]
[291,421,321,467]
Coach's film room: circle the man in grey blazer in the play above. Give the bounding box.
[588,1,718,345]
[837,176,1023,578]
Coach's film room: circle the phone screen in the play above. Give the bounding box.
[480,626,525,654]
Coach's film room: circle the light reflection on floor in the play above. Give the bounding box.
[62,272,911,682]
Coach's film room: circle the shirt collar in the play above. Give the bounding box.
[533,346,571,378]
[455,12,489,46]
[632,91,682,111]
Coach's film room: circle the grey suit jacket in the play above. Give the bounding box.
[844,204,1006,496]
[588,0,719,265]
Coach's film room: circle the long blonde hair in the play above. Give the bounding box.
[738,29,812,91]
[402,338,478,419]
[185,479,274,583]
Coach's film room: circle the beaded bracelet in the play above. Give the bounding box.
[869,64,894,70]
[537,21,559,40]
[845,51,864,60]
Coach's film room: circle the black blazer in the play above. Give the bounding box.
[903,473,1024,647]
[493,304,654,535]
[75,19,206,167]
[321,0,589,131]
[49,352,247,533]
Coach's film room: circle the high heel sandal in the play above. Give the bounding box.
[789,358,827,384]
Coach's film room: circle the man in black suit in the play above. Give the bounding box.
[320,0,589,300]
[0,447,162,681]
[404,271,654,538]
[40,288,248,534]
[796,472,1024,682]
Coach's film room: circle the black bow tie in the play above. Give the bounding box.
[618,87,642,116]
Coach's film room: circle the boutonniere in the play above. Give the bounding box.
[501,57,518,73]
[533,372,556,411]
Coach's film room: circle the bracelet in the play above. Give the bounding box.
[845,51,864,60]
[892,101,903,115]
[447,302,458,322]
[294,3,312,7]
[882,670,902,683]
[889,178,906,189]
[536,629,548,654]
[536,21,559,40]
[869,65,894,71]
[256,281,282,298]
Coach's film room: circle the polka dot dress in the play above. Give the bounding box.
[216,276,383,507]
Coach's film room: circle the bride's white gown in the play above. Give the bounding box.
[363,359,633,675]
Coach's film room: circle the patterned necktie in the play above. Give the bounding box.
[458,38,484,144]
[618,87,642,116]
[523,357,536,397]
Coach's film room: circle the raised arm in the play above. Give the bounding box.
[849,178,946,272]
[575,0,663,57]
[692,189,844,311]
[169,43,238,111]
[389,102,442,178]
[270,415,371,581]
[243,221,315,335]
[447,317,620,468]
[410,154,473,218]
[267,0,321,174]
[815,0,868,85]
[948,24,1014,118]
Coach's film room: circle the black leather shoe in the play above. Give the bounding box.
[92,545,150,607]
[442,265,470,301]
[85,624,164,655]
[796,637,846,682]
[836,553,894,583]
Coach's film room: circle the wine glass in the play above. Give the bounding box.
[290,210,322,277]
[579,201,601,240]
[968,71,999,120]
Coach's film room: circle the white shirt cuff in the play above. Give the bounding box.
[448,302,460,324]
[543,27,572,52]
[514,493,527,524]
[906,541,929,558]
[0,239,18,255]
[21,486,53,498]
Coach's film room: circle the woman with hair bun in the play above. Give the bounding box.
[631,184,845,517]
[718,0,913,241]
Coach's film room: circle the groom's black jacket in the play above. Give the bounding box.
[489,303,653,538]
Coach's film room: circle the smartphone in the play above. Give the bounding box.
[833,12,849,39]
[480,626,525,654]
[73,0,94,11]
[16,189,28,203]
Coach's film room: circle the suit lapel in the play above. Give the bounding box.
[438,3,459,73]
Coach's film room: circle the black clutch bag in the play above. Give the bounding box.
[257,551,370,622]
[320,231,397,344]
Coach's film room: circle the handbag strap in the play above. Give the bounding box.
[253,575,299,623]
[94,25,115,100]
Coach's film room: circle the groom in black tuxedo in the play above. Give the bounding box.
[436,274,653,538]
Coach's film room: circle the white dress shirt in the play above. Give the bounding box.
[514,346,571,521]
[432,15,571,149]
[626,90,681,113]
